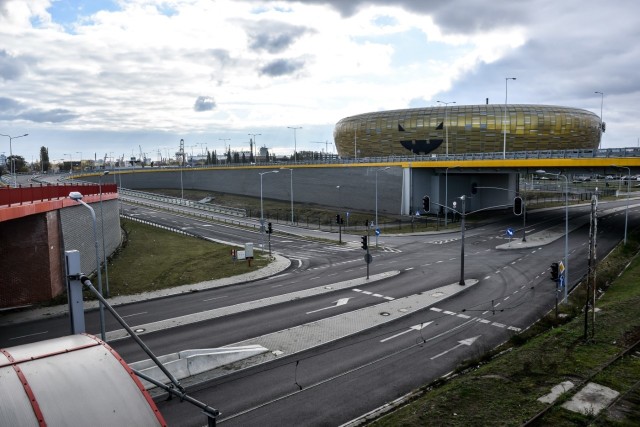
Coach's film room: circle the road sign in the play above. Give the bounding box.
[506,227,514,237]
[375,228,380,236]
[415,211,420,216]
[558,261,565,275]
[558,275,565,289]
[364,253,373,264]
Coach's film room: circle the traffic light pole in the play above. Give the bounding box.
[366,223,370,280]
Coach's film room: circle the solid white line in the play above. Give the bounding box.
[430,307,442,312]
[10,331,48,340]
[121,311,148,317]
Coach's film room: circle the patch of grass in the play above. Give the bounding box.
[97,218,268,298]
[371,231,640,426]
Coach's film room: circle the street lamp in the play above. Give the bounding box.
[536,169,569,303]
[445,165,461,227]
[259,170,279,249]
[287,127,301,164]
[179,139,185,199]
[1,133,29,187]
[503,77,516,159]
[99,171,111,298]
[248,133,261,162]
[611,165,630,245]
[375,167,390,247]
[64,153,74,176]
[436,101,456,156]
[595,91,604,149]
[280,168,294,224]
[68,191,106,341]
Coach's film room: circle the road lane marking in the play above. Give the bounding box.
[121,311,148,318]
[10,331,48,340]
[380,322,433,343]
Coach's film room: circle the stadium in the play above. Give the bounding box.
[333,104,602,158]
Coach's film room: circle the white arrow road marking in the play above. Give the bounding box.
[430,335,481,360]
[380,322,433,343]
[306,298,351,314]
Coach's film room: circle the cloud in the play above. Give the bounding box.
[247,21,311,54]
[18,108,78,123]
[259,58,305,77]
[193,96,216,112]
[0,49,28,80]
[0,96,77,122]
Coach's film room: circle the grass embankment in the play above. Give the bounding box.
[101,219,268,297]
[372,233,640,426]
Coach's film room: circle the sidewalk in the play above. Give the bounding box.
[0,254,292,327]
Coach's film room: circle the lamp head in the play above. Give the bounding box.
[69,191,83,201]
[103,171,110,175]
[535,169,546,174]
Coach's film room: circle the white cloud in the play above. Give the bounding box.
[0,0,637,161]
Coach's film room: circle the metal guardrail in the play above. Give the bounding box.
[119,188,246,217]
[71,147,640,172]
[0,182,117,207]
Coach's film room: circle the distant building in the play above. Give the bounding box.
[334,104,602,158]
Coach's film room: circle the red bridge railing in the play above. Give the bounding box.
[0,183,118,207]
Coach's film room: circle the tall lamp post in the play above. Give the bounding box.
[287,126,301,164]
[375,167,390,247]
[76,151,82,173]
[179,139,185,199]
[436,101,456,156]
[503,77,516,159]
[611,165,630,245]
[595,91,604,149]
[536,170,569,303]
[68,191,106,341]
[1,133,28,187]
[248,133,261,161]
[281,168,294,224]
[445,165,461,227]
[259,171,279,249]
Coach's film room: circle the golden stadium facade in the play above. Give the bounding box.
[334,104,602,158]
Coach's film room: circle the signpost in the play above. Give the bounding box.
[506,227,514,246]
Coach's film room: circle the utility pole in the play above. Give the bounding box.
[584,193,598,340]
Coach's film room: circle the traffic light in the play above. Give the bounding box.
[268,222,273,234]
[364,220,369,228]
[361,235,368,250]
[471,182,478,195]
[336,214,341,224]
[422,195,430,213]
[550,262,559,281]
[513,196,523,216]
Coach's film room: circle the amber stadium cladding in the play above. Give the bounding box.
[334,104,602,158]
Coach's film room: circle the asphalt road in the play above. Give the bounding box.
[2,192,638,426]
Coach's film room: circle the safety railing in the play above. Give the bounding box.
[0,183,118,207]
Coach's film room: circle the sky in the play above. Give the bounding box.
[1,0,639,164]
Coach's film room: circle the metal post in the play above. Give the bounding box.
[259,170,279,250]
[69,194,106,341]
[459,195,466,286]
[503,77,516,159]
[445,165,460,227]
[65,250,86,334]
[612,165,630,245]
[375,167,390,247]
[437,101,455,156]
[288,126,301,164]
